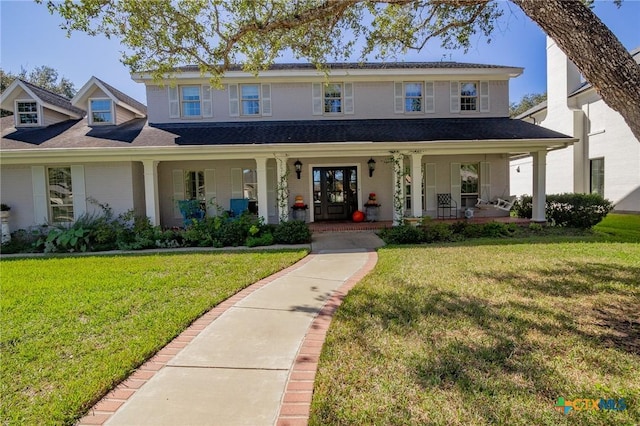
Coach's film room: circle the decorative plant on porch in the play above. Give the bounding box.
[389,152,405,225]
[275,157,290,223]
[177,199,205,226]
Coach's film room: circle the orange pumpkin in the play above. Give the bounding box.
[352,210,365,222]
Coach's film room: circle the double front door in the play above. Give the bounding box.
[312,167,357,221]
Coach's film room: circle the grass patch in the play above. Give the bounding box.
[593,213,640,242]
[1,250,307,425]
[311,218,639,425]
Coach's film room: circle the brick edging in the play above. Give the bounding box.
[276,250,379,426]
[76,254,316,426]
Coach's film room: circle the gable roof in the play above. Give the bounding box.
[0,79,85,118]
[72,76,147,117]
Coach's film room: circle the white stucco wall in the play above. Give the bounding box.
[0,162,138,230]
[0,165,35,230]
[512,38,640,212]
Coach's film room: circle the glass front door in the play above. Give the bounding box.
[312,167,357,221]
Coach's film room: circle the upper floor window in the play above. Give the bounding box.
[48,167,74,223]
[451,81,489,113]
[89,99,113,124]
[229,84,271,117]
[404,83,423,112]
[312,82,353,115]
[168,85,212,119]
[181,86,201,117]
[394,82,434,114]
[16,101,39,125]
[324,83,343,113]
[460,82,478,111]
[240,84,260,115]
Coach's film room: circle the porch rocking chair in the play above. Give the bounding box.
[437,193,458,219]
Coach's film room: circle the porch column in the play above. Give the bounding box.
[410,153,423,218]
[255,157,268,221]
[275,156,289,222]
[391,152,405,226]
[142,159,160,226]
[532,150,547,223]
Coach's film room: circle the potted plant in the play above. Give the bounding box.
[291,195,308,221]
[364,193,380,221]
[1,204,10,243]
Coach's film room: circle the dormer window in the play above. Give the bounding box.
[89,99,114,124]
[16,101,39,126]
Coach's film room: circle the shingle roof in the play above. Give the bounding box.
[93,77,147,114]
[19,79,86,117]
[176,61,519,73]
[1,117,572,150]
[152,118,571,145]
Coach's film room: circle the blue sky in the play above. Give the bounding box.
[1,0,639,105]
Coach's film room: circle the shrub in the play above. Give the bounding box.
[422,222,453,243]
[513,195,533,219]
[246,233,275,247]
[379,225,424,244]
[514,193,613,228]
[0,228,44,254]
[273,220,312,244]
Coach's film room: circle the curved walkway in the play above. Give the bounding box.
[77,231,383,426]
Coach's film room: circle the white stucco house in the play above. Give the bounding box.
[1,60,574,231]
[511,38,640,213]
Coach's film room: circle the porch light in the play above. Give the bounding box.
[367,158,376,177]
[294,159,303,179]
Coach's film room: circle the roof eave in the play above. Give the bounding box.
[0,137,575,165]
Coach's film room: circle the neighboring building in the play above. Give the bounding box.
[1,62,574,231]
[511,38,640,213]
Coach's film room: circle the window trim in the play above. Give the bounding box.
[403,82,424,113]
[240,84,261,116]
[180,85,203,118]
[47,166,74,223]
[15,99,40,127]
[590,157,605,196]
[323,83,343,114]
[459,82,479,112]
[88,98,114,125]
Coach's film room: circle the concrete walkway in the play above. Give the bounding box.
[78,231,383,426]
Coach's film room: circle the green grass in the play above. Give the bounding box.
[593,213,640,242]
[311,214,640,425]
[1,250,307,425]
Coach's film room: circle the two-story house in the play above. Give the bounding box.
[1,61,574,231]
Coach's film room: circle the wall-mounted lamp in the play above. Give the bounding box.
[367,158,376,177]
[294,159,303,179]
[516,166,521,173]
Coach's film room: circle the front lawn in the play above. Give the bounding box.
[311,216,639,425]
[0,250,307,425]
